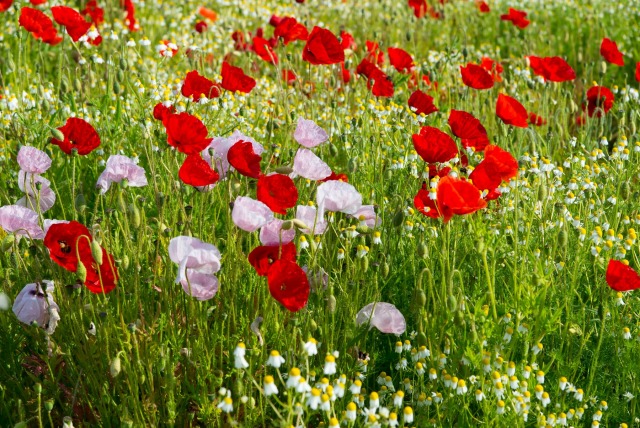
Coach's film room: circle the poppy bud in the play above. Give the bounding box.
[13,422,27,428]
[599,61,607,75]
[558,229,568,248]
[1,234,15,252]
[117,191,127,214]
[533,273,541,287]
[382,261,390,278]
[356,225,372,234]
[110,355,122,378]
[34,383,42,394]
[327,294,336,312]
[129,203,141,229]
[60,79,69,93]
[75,193,86,213]
[235,378,245,396]
[348,158,358,173]
[281,220,294,230]
[91,240,103,265]
[454,310,465,327]
[41,99,50,112]
[392,209,405,228]
[50,128,65,141]
[116,69,125,83]
[631,119,637,135]
[122,255,130,270]
[569,100,579,114]
[405,32,411,42]
[291,219,309,230]
[74,78,82,93]
[275,166,294,174]
[231,178,242,193]
[360,257,369,272]
[113,81,122,95]
[537,181,547,202]
[119,58,128,71]
[310,319,318,332]
[414,289,427,308]
[44,399,54,412]
[476,238,485,254]
[447,295,457,312]
[77,260,87,282]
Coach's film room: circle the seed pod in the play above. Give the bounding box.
[77,260,87,282]
[116,69,125,83]
[129,203,141,229]
[382,261,390,278]
[91,240,103,265]
[327,295,337,313]
[51,128,65,141]
[392,209,405,228]
[329,143,338,156]
[110,356,122,377]
[447,295,457,312]
[44,399,54,412]
[113,80,122,95]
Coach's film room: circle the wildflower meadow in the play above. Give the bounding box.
[2,0,640,426]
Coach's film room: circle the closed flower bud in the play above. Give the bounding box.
[44,399,54,412]
[74,78,82,93]
[599,61,607,75]
[622,182,631,200]
[392,209,405,228]
[310,319,318,332]
[327,295,337,313]
[447,295,457,312]
[275,166,294,174]
[122,255,130,270]
[51,128,65,141]
[1,234,15,252]
[280,220,294,230]
[348,158,358,173]
[414,289,427,308]
[128,203,141,229]
[455,310,465,326]
[417,242,428,258]
[537,181,548,202]
[360,257,369,272]
[356,225,372,234]
[329,143,339,156]
[113,81,122,95]
[91,240,103,265]
[291,219,309,230]
[559,229,568,248]
[110,356,122,377]
[116,69,125,83]
[77,260,87,282]
[382,261,390,278]
[34,383,42,394]
[117,192,126,213]
[75,193,86,213]
[119,57,128,70]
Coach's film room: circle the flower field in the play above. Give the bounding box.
[2,0,640,426]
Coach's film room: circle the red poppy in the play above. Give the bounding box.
[437,176,487,222]
[412,126,458,164]
[18,7,62,45]
[320,171,349,183]
[252,36,278,64]
[600,38,624,66]
[340,30,356,51]
[165,112,212,155]
[408,0,427,18]
[1,0,12,12]
[387,47,414,73]
[469,144,518,197]
[584,86,614,118]
[267,260,310,312]
[414,183,440,219]
[249,242,297,276]
[356,58,394,97]
[365,41,385,67]
[198,6,217,22]
[81,0,104,26]
[302,26,345,65]
[496,93,528,128]
[51,6,91,42]
[51,117,101,155]
[500,8,529,29]
[636,62,640,82]
[84,249,118,294]
[448,110,490,152]
[123,0,137,31]
[528,113,546,126]
[480,57,503,82]
[181,70,221,101]
[408,90,438,116]
[460,63,494,90]
[527,56,575,82]
[44,221,93,272]
[477,1,490,12]
[221,62,256,94]
[227,141,262,178]
[29,0,45,4]
[274,17,308,45]
[152,103,176,122]
[606,260,640,292]
[282,69,297,84]
[194,21,207,33]
[179,154,219,187]
[340,62,351,83]
[269,14,283,27]
[257,174,299,214]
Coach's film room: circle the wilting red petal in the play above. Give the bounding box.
[267,260,310,312]
[257,174,299,214]
[274,17,308,45]
[460,63,494,90]
[221,62,256,93]
[527,56,575,82]
[412,126,458,164]
[496,93,528,128]
[165,112,211,155]
[437,176,487,222]
[227,141,262,178]
[387,47,414,73]
[19,7,63,45]
[248,243,297,276]
[606,260,640,292]
[51,6,91,42]
[181,70,221,101]
[302,26,345,65]
[585,86,614,118]
[500,7,529,28]
[600,38,624,66]
[253,36,278,64]
[51,117,101,155]
[448,110,490,151]
[179,154,219,187]
[408,90,438,116]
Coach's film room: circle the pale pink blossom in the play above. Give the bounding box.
[356,302,406,335]
[292,148,332,181]
[203,136,233,178]
[16,186,56,213]
[294,118,329,148]
[17,146,51,174]
[351,205,382,227]
[316,181,362,218]
[169,236,222,300]
[260,219,296,246]
[96,155,148,194]
[295,205,328,235]
[18,171,51,196]
[13,280,60,330]
[232,196,274,232]
[0,205,45,239]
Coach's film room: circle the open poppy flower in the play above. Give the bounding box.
[221,62,256,94]
[365,41,385,67]
[316,180,362,218]
[19,7,62,46]
[260,219,296,246]
[18,146,51,174]
[496,93,528,128]
[232,196,274,232]
[412,126,458,164]
[480,57,503,82]
[296,205,328,235]
[152,103,176,122]
[249,242,297,276]
[96,155,148,194]
[198,6,217,22]
[469,145,518,198]
[12,281,60,331]
[51,6,92,42]
[356,302,406,335]
[51,117,101,155]
[43,221,92,271]
[165,112,212,155]
[181,70,221,101]
[303,26,344,65]
[600,38,624,66]
[179,154,219,187]
[500,7,529,29]
[340,30,356,51]
[408,0,427,18]
[274,17,308,45]
[606,260,640,292]
[1,0,13,12]
[477,0,490,12]
[169,236,221,300]
[82,0,104,26]
[414,183,440,219]
[292,148,332,181]
[227,141,262,178]
[460,63,494,90]
[252,36,278,64]
[356,58,394,97]
[437,176,487,222]
[529,113,547,126]
[408,90,438,116]
[0,205,45,239]
[267,259,310,312]
[294,118,329,148]
[527,56,575,82]
[584,86,614,118]
[257,174,299,214]
[123,0,138,31]
[84,250,118,294]
[448,110,490,152]
[387,47,414,73]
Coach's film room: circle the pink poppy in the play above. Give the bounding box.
[96,155,148,194]
[292,148,332,180]
[232,196,274,232]
[356,302,406,335]
[316,180,362,218]
[12,280,60,331]
[295,205,328,235]
[260,218,296,246]
[18,171,50,196]
[350,205,381,228]
[17,146,51,174]
[169,236,222,300]
[16,186,56,213]
[0,205,45,239]
[294,118,328,148]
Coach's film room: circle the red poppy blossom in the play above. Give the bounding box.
[221,62,256,94]
[584,86,614,118]
[198,6,217,22]
[267,259,310,312]
[365,41,385,67]
[500,8,529,29]
[408,0,427,18]
[480,57,503,82]
[319,171,349,183]
[437,176,487,222]
[477,1,490,12]
[412,126,458,164]
[51,117,101,155]
[85,249,118,294]
[253,36,278,64]
[600,38,624,66]
[340,31,356,51]
[44,221,92,272]
[356,58,394,97]
[302,26,345,65]
[165,112,212,155]
[448,110,490,152]
[414,184,440,219]
[606,260,640,292]
[181,70,221,101]
[249,242,297,276]
[1,0,12,12]
[460,63,494,90]
[152,103,176,122]
[636,62,640,82]
[123,0,138,31]
[81,0,104,26]
[227,141,262,178]
[179,154,219,187]
[257,174,299,214]
[387,47,415,73]
[18,7,62,45]
[496,93,528,128]
[274,17,308,45]
[194,21,207,33]
[527,56,575,82]
[528,113,546,126]
[408,90,438,116]
[469,144,518,197]
[51,6,92,42]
